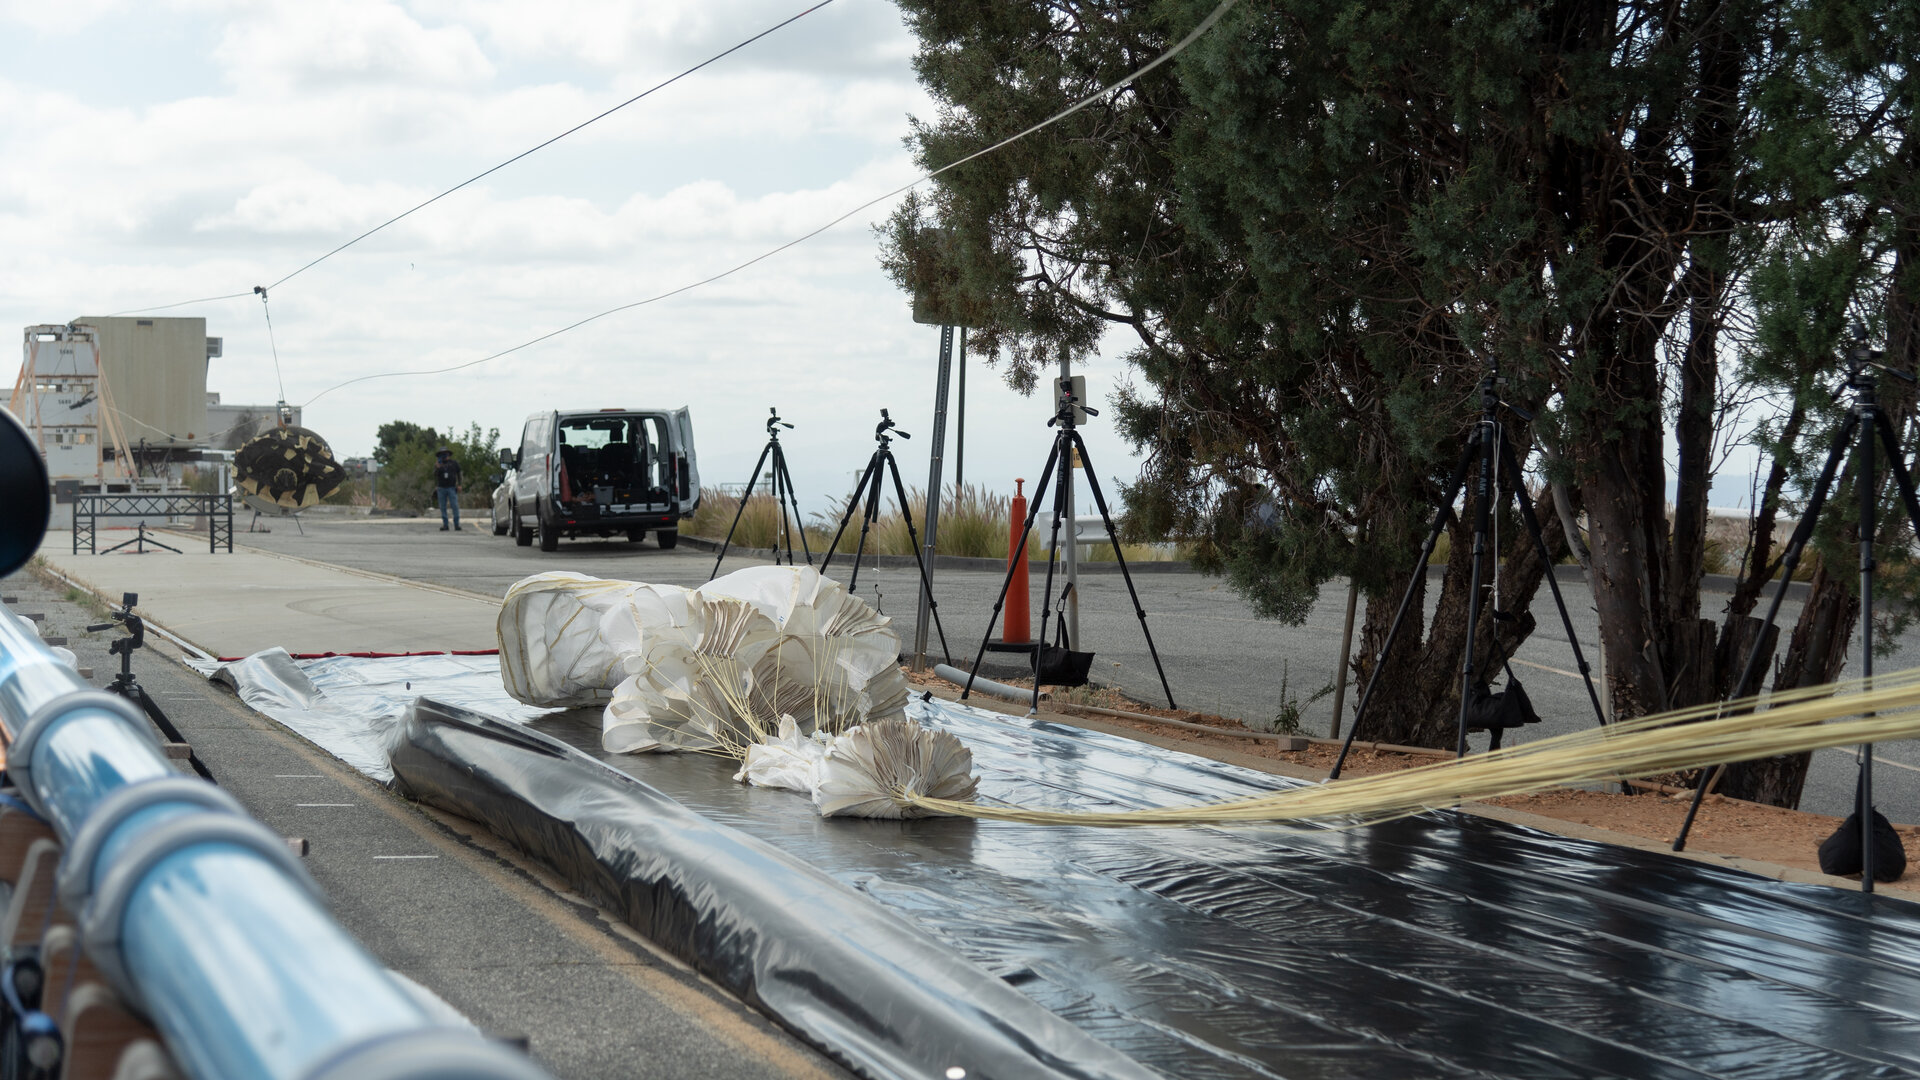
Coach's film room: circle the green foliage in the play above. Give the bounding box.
[885,0,1920,734]
[370,420,501,511]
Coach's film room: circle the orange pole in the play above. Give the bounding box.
[1005,478,1031,643]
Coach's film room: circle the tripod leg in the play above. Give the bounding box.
[882,451,952,663]
[960,446,1061,702]
[1329,433,1478,779]
[711,442,774,581]
[1029,458,1071,712]
[846,454,888,592]
[1674,409,1860,850]
[770,445,794,566]
[774,444,815,567]
[1452,423,1498,761]
[1497,441,1606,729]
[819,453,880,578]
[134,684,216,783]
[1070,432,1176,708]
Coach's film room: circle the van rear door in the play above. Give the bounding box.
[672,407,700,513]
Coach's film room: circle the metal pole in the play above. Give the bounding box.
[955,328,966,492]
[1329,577,1359,738]
[1059,354,1079,650]
[0,603,544,1080]
[1857,381,1877,893]
[913,326,955,670]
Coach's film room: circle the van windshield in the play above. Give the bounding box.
[558,416,637,449]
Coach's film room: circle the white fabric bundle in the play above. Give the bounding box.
[604,592,779,754]
[702,566,910,735]
[497,572,691,708]
[732,715,835,793]
[496,566,911,756]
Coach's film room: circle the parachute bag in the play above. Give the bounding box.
[1818,804,1909,883]
[1461,634,1540,750]
[1034,592,1094,688]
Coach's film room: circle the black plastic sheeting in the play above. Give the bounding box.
[216,653,1920,1079]
[472,700,1920,1080]
[389,698,1160,1080]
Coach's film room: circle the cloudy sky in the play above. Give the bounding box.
[1,0,1147,516]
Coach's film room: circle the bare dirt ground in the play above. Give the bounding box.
[906,667,1920,898]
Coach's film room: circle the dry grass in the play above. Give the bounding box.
[695,484,1055,560]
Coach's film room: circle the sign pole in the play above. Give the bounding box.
[912,326,954,670]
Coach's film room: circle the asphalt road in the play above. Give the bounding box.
[230,514,1920,825]
[0,567,846,1080]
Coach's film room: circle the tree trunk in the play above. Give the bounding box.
[1583,438,1672,719]
[1349,470,1571,749]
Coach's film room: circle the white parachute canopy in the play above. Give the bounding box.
[497,566,911,755]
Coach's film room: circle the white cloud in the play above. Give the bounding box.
[213,0,494,93]
[415,0,915,77]
[0,0,1147,517]
[0,0,123,33]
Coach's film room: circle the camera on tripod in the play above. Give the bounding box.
[86,593,145,662]
[875,409,909,441]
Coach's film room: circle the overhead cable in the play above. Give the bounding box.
[105,291,257,318]
[99,0,837,317]
[301,0,1240,406]
[264,0,837,293]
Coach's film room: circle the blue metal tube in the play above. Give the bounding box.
[119,845,430,1080]
[26,710,174,840]
[0,604,543,1080]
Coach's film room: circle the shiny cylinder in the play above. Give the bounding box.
[1006,478,1031,643]
[120,845,429,1080]
[0,605,544,1080]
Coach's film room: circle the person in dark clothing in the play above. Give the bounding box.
[433,448,463,531]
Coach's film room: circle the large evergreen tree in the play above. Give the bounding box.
[885,0,1919,798]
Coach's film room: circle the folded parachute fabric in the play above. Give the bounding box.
[497,566,913,759]
[497,572,693,708]
[700,565,911,735]
[733,715,835,794]
[813,720,980,819]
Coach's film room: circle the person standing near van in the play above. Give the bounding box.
[434,447,463,531]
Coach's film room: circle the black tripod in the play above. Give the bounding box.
[959,381,1177,712]
[709,408,812,580]
[88,593,215,782]
[100,521,180,555]
[1671,329,1918,890]
[1329,364,1607,779]
[819,410,950,662]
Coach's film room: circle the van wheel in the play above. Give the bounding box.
[538,510,559,552]
[656,529,678,549]
[513,504,532,546]
[626,528,645,543]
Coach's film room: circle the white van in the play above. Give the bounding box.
[501,407,700,552]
